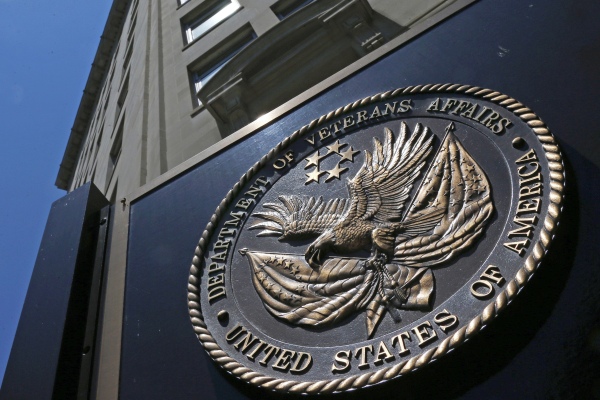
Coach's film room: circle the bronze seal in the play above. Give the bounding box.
[188,84,564,394]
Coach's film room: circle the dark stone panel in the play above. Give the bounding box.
[120,0,600,398]
[0,183,109,400]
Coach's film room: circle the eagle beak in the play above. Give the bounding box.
[305,245,322,269]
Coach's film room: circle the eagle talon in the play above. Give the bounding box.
[364,250,389,271]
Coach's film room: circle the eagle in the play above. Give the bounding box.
[246,122,493,336]
[252,122,450,268]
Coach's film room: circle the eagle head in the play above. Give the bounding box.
[305,229,336,268]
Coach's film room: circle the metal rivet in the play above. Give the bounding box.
[217,310,229,323]
[512,137,525,148]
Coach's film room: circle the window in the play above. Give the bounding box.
[102,90,111,121]
[106,117,124,185]
[88,164,97,182]
[183,0,241,44]
[127,0,138,44]
[122,38,134,78]
[127,12,137,44]
[195,0,408,135]
[94,120,104,161]
[191,54,235,101]
[115,73,129,125]
[108,42,120,83]
[131,0,139,14]
[271,0,315,20]
[109,179,118,204]
[190,28,255,107]
[180,0,190,5]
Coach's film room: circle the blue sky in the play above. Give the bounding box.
[0,0,112,385]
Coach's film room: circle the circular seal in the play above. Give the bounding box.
[188,84,564,394]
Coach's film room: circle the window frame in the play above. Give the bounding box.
[106,116,124,189]
[182,0,242,44]
[189,27,256,109]
[271,0,315,20]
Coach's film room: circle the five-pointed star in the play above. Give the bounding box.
[450,199,462,207]
[325,163,349,182]
[339,146,359,162]
[305,152,322,169]
[256,271,267,283]
[326,140,346,155]
[428,198,440,208]
[305,168,325,184]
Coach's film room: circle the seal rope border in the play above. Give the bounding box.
[187,84,565,394]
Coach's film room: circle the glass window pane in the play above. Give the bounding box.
[186,1,241,43]
[192,31,255,106]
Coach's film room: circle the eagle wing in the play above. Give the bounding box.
[346,122,433,224]
[393,131,494,267]
[249,195,348,239]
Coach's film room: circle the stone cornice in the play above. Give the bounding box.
[55,0,129,190]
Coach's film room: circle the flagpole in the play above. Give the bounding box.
[390,122,456,300]
[399,121,455,222]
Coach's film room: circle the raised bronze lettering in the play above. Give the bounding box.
[272,349,296,372]
[258,344,280,366]
[332,350,352,373]
[290,352,313,374]
[470,265,505,299]
[391,331,411,356]
[503,239,530,256]
[355,345,373,369]
[374,341,395,365]
[356,110,369,124]
[434,310,459,334]
[412,322,438,347]
[427,97,441,111]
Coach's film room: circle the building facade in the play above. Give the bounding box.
[56,0,462,201]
